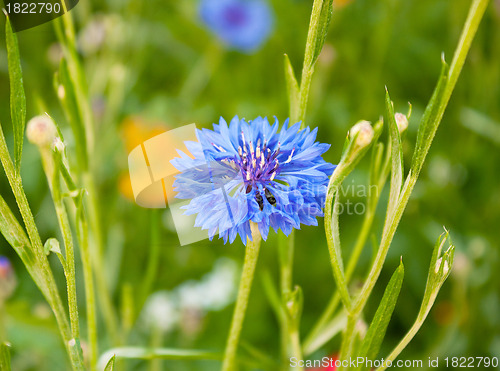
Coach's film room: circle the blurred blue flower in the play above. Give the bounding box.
[0,256,16,299]
[171,116,335,244]
[200,0,274,52]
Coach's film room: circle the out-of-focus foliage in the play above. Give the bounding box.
[0,0,499,370]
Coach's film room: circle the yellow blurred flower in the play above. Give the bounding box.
[334,0,354,8]
[119,116,170,202]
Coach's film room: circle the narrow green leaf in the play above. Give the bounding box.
[0,343,12,371]
[0,194,32,265]
[384,89,403,217]
[410,57,450,177]
[312,0,334,64]
[104,355,115,371]
[357,262,404,370]
[4,11,27,174]
[0,192,51,298]
[284,54,300,122]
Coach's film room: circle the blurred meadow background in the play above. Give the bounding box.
[0,0,499,370]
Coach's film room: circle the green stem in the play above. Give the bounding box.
[297,0,326,125]
[77,202,98,371]
[324,163,352,311]
[290,326,303,371]
[278,230,294,369]
[57,194,80,337]
[0,126,83,370]
[222,222,262,371]
[41,150,80,343]
[376,315,427,371]
[338,314,356,370]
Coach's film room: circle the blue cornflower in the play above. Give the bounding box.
[171,116,336,245]
[200,0,273,53]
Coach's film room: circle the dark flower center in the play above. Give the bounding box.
[238,131,292,210]
[213,131,289,210]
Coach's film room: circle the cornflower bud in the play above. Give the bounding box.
[395,113,409,133]
[435,257,450,276]
[26,115,58,148]
[349,120,374,149]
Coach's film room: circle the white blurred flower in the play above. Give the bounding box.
[178,258,238,311]
[78,17,107,55]
[141,258,239,335]
[177,281,205,309]
[142,291,179,333]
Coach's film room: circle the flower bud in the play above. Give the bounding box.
[395,113,409,133]
[26,115,58,147]
[53,137,66,153]
[0,256,17,300]
[435,257,450,276]
[349,120,374,148]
